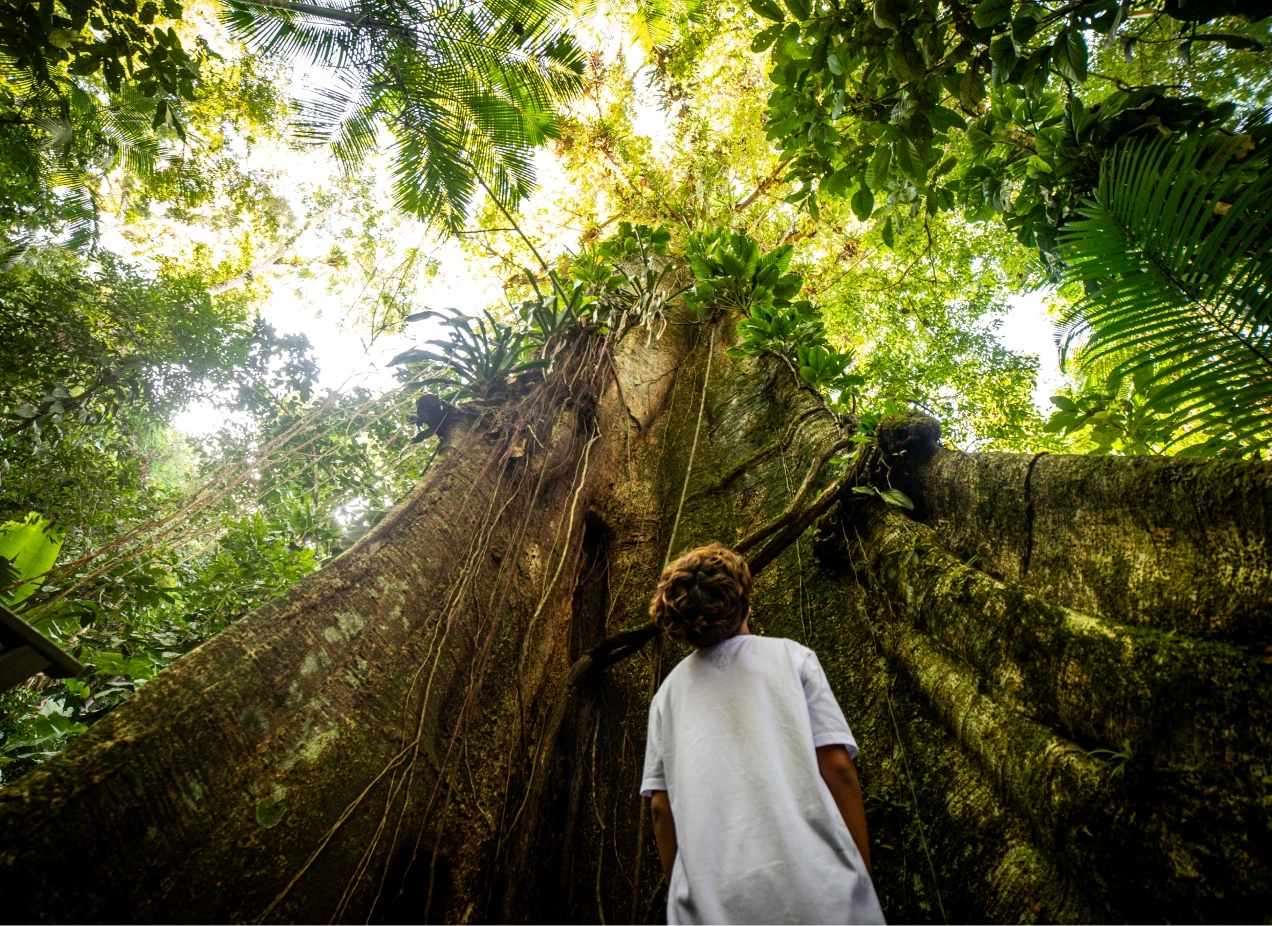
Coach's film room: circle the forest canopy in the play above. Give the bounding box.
[1,0,1269,780]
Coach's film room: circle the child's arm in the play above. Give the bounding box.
[816,744,873,877]
[648,790,678,881]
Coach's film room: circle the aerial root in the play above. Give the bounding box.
[735,431,854,554]
[256,740,420,923]
[263,419,525,924]
[392,350,604,921]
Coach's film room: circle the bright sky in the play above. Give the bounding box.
[172,236,491,435]
[1000,290,1066,410]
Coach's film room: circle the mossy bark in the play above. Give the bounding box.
[905,449,1272,643]
[1,315,1269,924]
[831,502,1271,922]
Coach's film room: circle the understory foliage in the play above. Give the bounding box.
[0,245,427,779]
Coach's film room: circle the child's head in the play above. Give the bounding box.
[649,543,752,647]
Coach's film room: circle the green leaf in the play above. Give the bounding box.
[388,347,447,366]
[783,0,809,21]
[1051,395,1079,412]
[1053,27,1088,83]
[821,168,855,197]
[405,310,447,323]
[959,64,986,109]
[881,216,895,248]
[926,106,967,132]
[971,0,1013,29]
[1042,412,1073,432]
[851,184,875,221]
[990,35,1018,86]
[0,513,65,605]
[878,487,915,510]
[1058,136,1272,452]
[1214,33,1263,51]
[1011,2,1043,49]
[1022,47,1052,97]
[750,0,788,20]
[865,145,892,190]
[873,0,903,29]
[752,22,785,51]
[67,54,101,76]
[893,137,922,180]
[851,486,915,509]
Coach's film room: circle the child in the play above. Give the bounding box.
[641,543,885,925]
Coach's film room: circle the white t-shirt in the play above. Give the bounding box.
[641,634,886,925]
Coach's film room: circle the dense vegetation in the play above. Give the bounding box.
[1,0,1268,784]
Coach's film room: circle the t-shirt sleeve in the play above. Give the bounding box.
[639,696,667,797]
[800,648,859,757]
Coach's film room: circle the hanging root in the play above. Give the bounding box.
[736,432,853,555]
[744,478,845,576]
[251,336,609,926]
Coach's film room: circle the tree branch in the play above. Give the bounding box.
[733,159,791,212]
[735,433,852,554]
[745,476,844,576]
[209,204,332,295]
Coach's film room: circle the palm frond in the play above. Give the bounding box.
[222,0,356,67]
[292,77,379,170]
[226,0,584,231]
[1060,135,1272,454]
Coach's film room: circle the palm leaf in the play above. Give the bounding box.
[225,0,584,231]
[1059,135,1272,454]
[221,1,354,67]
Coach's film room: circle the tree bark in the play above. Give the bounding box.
[0,312,1269,924]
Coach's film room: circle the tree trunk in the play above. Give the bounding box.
[0,313,1268,923]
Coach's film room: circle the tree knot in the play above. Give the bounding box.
[876,413,941,464]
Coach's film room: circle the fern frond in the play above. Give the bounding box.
[1060,136,1272,454]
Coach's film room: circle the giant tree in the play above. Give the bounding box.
[0,223,1268,922]
[1,1,1269,920]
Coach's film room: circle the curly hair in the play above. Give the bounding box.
[649,543,752,648]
